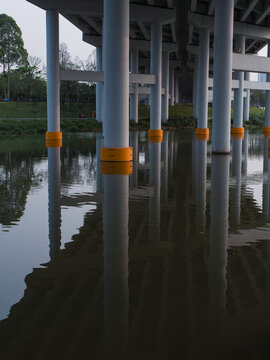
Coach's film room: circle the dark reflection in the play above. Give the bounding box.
[230,136,243,227]
[209,155,229,332]
[2,131,270,359]
[103,172,129,359]
[0,137,46,226]
[96,132,103,192]
[263,135,270,221]
[130,132,138,188]
[195,138,207,232]
[48,147,61,260]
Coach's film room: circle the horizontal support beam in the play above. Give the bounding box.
[129,87,165,95]
[208,91,247,101]
[208,78,240,89]
[209,77,270,90]
[189,12,270,40]
[27,0,175,24]
[83,34,178,52]
[59,70,156,84]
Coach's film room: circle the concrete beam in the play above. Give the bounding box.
[83,34,178,52]
[241,0,259,22]
[189,12,270,40]
[129,87,165,95]
[59,69,156,84]
[27,0,175,24]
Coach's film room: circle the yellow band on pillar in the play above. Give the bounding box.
[263,127,270,134]
[148,136,163,143]
[46,132,62,140]
[231,127,244,134]
[100,161,133,175]
[196,134,209,141]
[195,128,209,135]
[100,147,133,162]
[232,133,244,139]
[148,129,163,137]
[46,139,62,148]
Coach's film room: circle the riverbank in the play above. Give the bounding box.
[0,101,265,135]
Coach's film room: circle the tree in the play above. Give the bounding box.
[0,14,28,99]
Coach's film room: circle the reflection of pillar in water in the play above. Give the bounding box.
[170,132,174,175]
[242,131,248,176]
[263,136,270,219]
[231,136,243,226]
[103,173,129,359]
[195,138,207,232]
[130,131,138,188]
[48,147,61,261]
[161,131,169,199]
[96,132,103,192]
[149,142,161,243]
[209,155,230,330]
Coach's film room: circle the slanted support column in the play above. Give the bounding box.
[130,49,139,123]
[196,27,210,138]
[149,22,163,140]
[46,10,62,145]
[162,51,169,122]
[243,72,250,122]
[212,0,234,154]
[233,35,245,136]
[193,56,198,118]
[264,43,270,134]
[101,0,132,161]
[96,47,103,123]
[169,66,175,106]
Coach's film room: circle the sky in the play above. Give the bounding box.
[1,0,95,67]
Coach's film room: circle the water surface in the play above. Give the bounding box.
[0,130,270,359]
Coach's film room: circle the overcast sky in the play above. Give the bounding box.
[1,0,95,66]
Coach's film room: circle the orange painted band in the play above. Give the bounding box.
[46,132,62,140]
[100,162,133,175]
[148,129,163,137]
[263,127,270,134]
[195,128,209,135]
[46,139,62,148]
[148,136,163,143]
[232,134,244,139]
[196,134,209,141]
[231,127,244,134]
[100,147,133,162]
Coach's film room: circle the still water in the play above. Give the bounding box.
[0,130,270,359]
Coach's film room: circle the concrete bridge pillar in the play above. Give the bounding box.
[212,0,234,153]
[130,48,139,123]
[46,10,61,146]
[244,72,250,122]
[196,27,210,138]
[231,136,243,226]
[233,35,245,136]
[193,56,199,118]
[162,51,169,122]
[169,65,175,106]
[101,0,132,162]
[96,47,103,123]
[264,43,270,134]
[149,22,163,140]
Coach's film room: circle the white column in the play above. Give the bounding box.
[162,51,169,122]
[243,72,250,122]
[48,147,61,261]
[265,43,270,128]
[193,56,198,118]
[150,22,162,130]
[169,66,175,106]
[233,35,245,128]
[96,47,102,123]
[130,49,139,123]
[46,10,60,133]
[197,28,210,129]
[103,0,129,148]
[212,0,234,153]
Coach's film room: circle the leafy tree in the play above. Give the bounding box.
[0,14,28,99]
